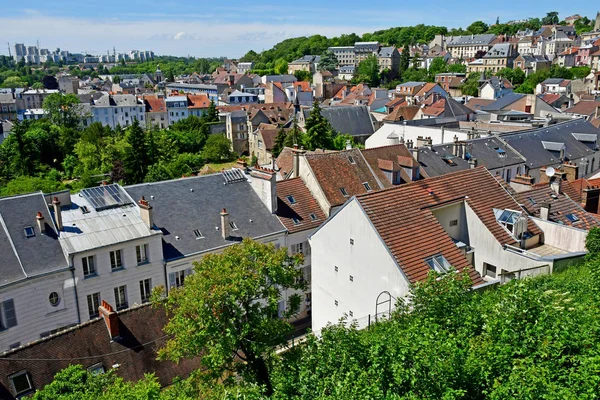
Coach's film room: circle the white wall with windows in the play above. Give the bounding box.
[0,271,79,353]
[72,235,164,321]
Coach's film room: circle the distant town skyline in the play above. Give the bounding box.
[1,2,598,58]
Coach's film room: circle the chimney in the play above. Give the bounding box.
[540,202,551,221]
[345,139,352,150]
[99,300,120,340]
[138,196,153,229]
[411,147,420,163]
[220,208,229,240]
[550,177,562,195]
[292,145,306,178]
[249,167,278,213]
[36,212,45,234]
[52,197,63,231]
[582,186,600,213]
[461,142,468,160]
[452,135,459,156]
[469,158,478,169]
[561,161,578,181]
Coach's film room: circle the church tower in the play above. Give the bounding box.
[155,65,163,83]
[594,11,600,32]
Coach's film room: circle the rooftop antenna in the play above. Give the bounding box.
[545,166,556,178]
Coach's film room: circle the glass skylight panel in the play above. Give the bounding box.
[24,226,35,238]
[286,195,297,204]
[566,213,580,222]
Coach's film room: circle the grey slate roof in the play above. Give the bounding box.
[483,43,513,58]
[339,65,355,73]
[94,94,140,107]
[542,78,565,85]
[124,172,286,261]
[481,93,524,111]
[303,105,374,137]
[446,34,496,46]
[501,119,600,169]
[0,193,68,287]
[378,46,396,58]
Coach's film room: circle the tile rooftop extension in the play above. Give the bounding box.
[142,95,166,113]
[305,148,384,207]
[564,100,600,116]
[187,94,211,108]
[360,144,421,187]
[512,184,600,230]
[0,192,67,288]
[355,167,544,281]
[480,92,525,111]
[124,171,286,261]
[275,178,326,233]
[0,304,199,399]
[500,118,600,169]
[383,106,420,122]
[465,98,495,112]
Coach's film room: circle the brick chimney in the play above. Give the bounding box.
[52,197,63,231]
[582,186,600,213]
[550,177,562,195]
[561,161,578,181]
[249,166,278,213]
[138,196,153,229]
[220,208,229,240]
[36,212,45,234]
[99,300,120,340]
[452,135,459,156]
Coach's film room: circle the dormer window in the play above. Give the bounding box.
[425,254,451,273]
[24,226,35,238]
[286,195,296,204]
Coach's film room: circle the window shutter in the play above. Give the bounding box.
[169,273,176,289]
[3,299,17,328]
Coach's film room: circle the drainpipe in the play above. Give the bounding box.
[164,260,169,296]
[70,255,81,325]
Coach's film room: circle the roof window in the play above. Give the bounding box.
[193,229,204,239]
[363,182,372,192]
[340,187,349,197]
[80,205,90,214]
[348,155,356,164]
[310,213,318,221]
[24,226,35,238]
[292,217,301,225]
[425,255,451,273]
[565,213,580,223]
[286,195,297,204]
[229,221,239,231]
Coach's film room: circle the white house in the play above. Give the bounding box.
[366,123,472,149]
[309,167,591,332]
[166,95,189,125]
[91,94,145,129]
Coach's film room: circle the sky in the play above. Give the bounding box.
[0,1,598,58]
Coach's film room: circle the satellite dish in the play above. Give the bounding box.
[546,166,556,178]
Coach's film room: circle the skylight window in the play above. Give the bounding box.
[193,229,204,239]
[24,226,35,238]
[348,156,356,164]
[292,217,301,225]
[527,197,536,205]
[310,213,318,221]
[286,195,297,204]
[340,187,349,197]
[565,213,580,223]
[80,206,90,214]
[363,182,372,192]
[229,221,239,231]
[425,255,451,273]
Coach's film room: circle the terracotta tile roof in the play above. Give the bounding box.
[465,98,494,112]
[564,100,600,116]
[355,169,502,285]
[570,177,600,203]
[540,93,561,105]
[383,105,420,121]
[187,94,210,109]
[213,72,247,85]
[356,167,541,283]
[258,127,288,151]
[218,102,292,113]
[514,185,600,230]
[276,177,326,233]
[361,144,418,187]
[591,118,600,129]
[276,147,295,178]
[143,95,166,113]
[385,97,406,108]
[414,82,439,98]
[559,80,571,87]
[306,148,383,207]
[561,47,579,55]
[293,81,311,92]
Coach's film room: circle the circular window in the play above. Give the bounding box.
[49,292,60,307]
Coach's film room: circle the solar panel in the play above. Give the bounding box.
[81,184,132,211]
[222,169,246,184]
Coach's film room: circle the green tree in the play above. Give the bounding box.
[123,119,149,183]
[42,93,83,129]
[112,75,121,84]
[318,51,338,72]
[272,127,287,159]
[356,54,380,87]
[205,100,219,123]
[273,58,288,75]
[399,47,411,77]
[542,11,559,25]
[303,101,334,150]
[156,239,305,395]
[2,76,27,88]
[195,58,211,74]
[31,82,44,90]
[460,72,482,96]
[466,21,489,34]
[201,134,235,163]
[167,69,175,82]
[448,63,467,73]
[428,57,448,76]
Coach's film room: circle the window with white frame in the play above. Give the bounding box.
[114,285,128,310]
[0,299,17,331]
[87,292,100,319]
[9,370,33,397]
[175,270,185,288]
[110,250,123,270]
[136,244,149,265]
[140,279,152,303]
[425,254,451,273]
[87,363,105,375]
[82,256,96,277]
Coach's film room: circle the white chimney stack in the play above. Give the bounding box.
[52,197,63,231]
[220,208,229,240]
[36,212,45,234]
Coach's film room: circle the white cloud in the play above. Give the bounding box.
[0,14,383,57]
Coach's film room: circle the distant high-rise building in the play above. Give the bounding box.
[13,43,26,62]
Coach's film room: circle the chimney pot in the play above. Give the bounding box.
[36,211,45,234]
[52,197,63,231]
[220,208,229,239]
